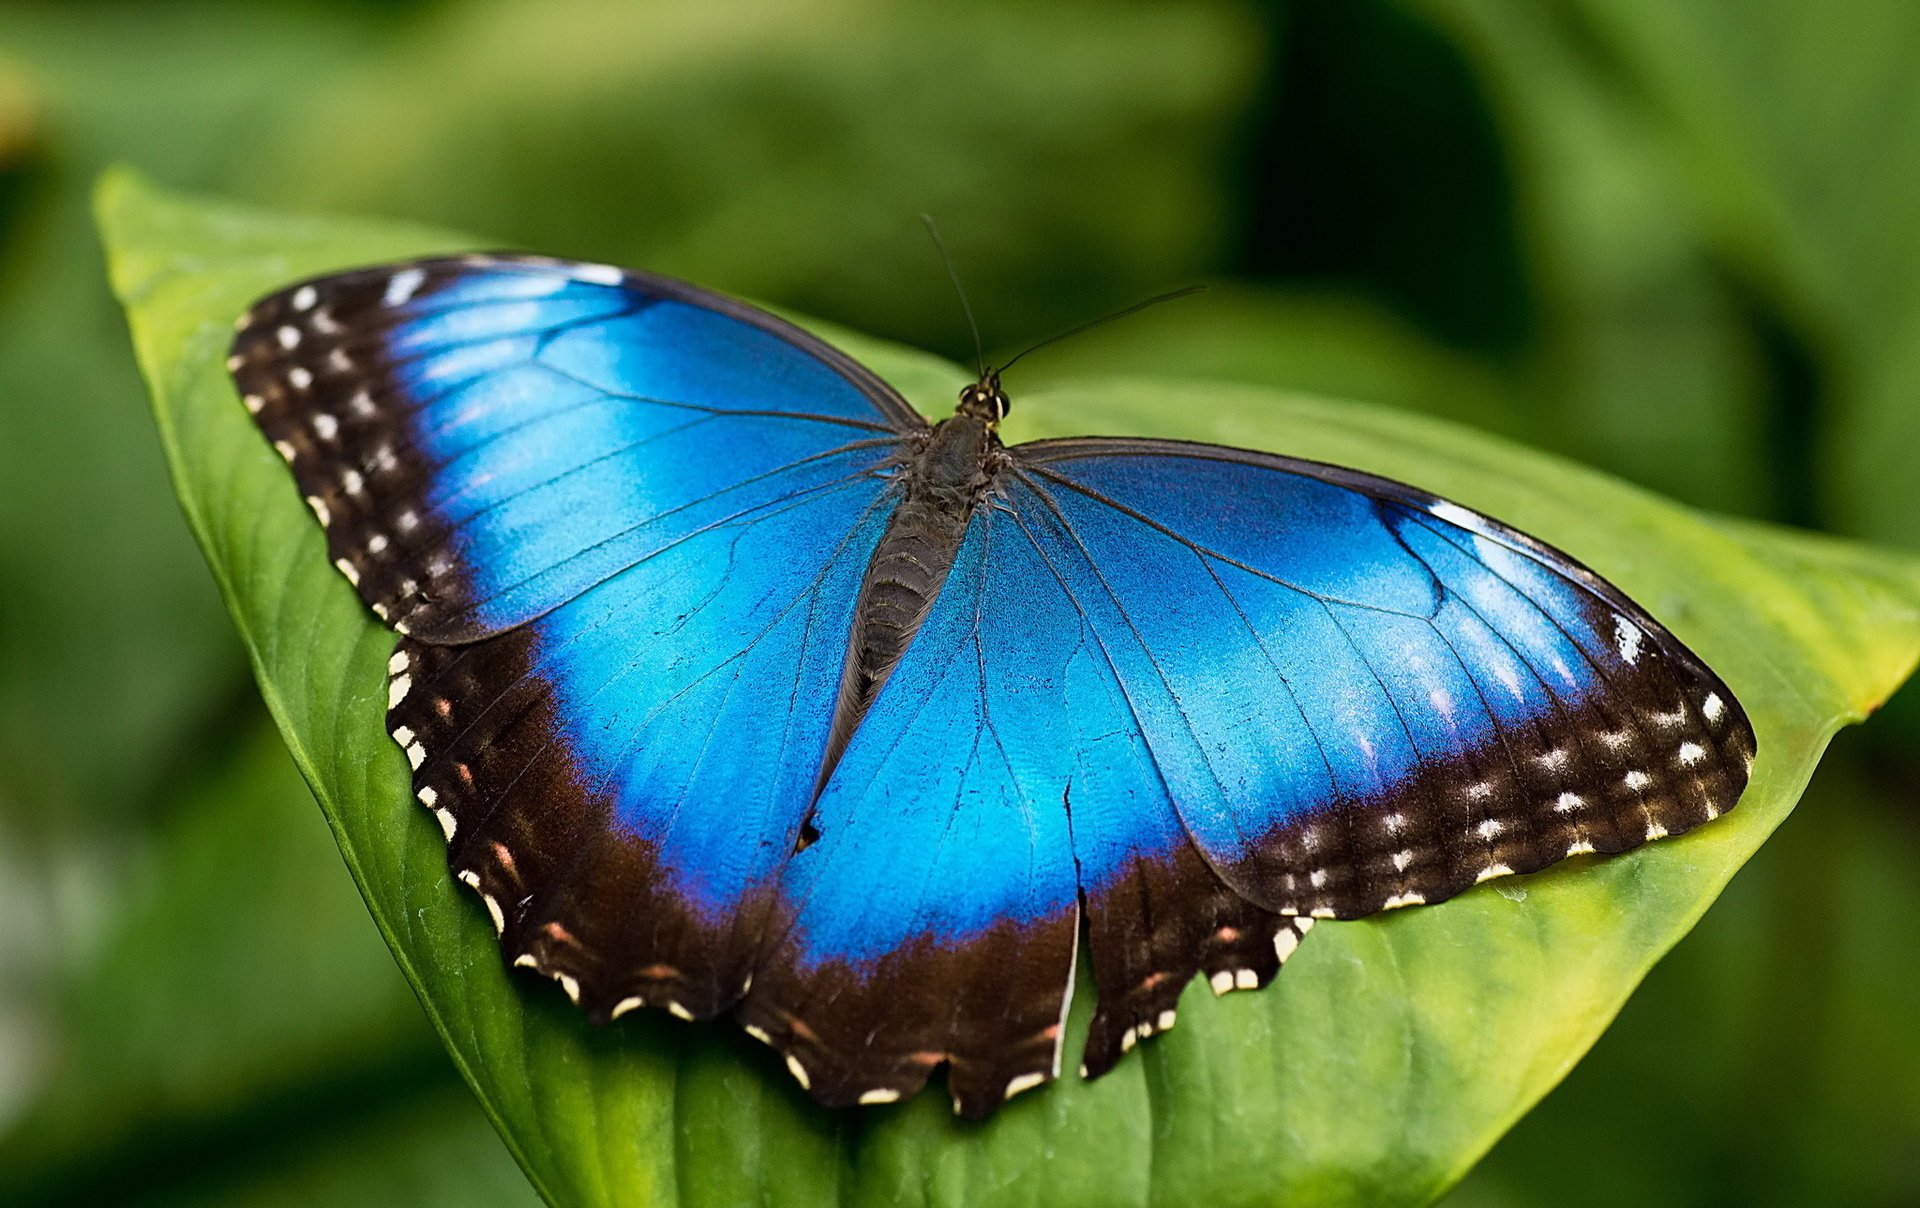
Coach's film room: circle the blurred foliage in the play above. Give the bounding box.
[0,0,1911,1203]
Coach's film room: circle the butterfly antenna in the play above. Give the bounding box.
[920,213,988,378]
[995,285,1207,375]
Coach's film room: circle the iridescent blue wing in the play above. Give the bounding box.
[230,255,919,1018]
[740,505,1315,1115]
[742,435,1752,1114]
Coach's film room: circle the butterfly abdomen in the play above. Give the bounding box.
[821,415,1004,780]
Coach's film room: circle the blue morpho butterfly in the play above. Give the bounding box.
[228,253,1754,1119]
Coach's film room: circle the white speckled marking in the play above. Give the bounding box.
[1005,1072,1047,1100]
[1567,840,1596,856]
[1273,928,1301,962]
[573,263,626,286]
[1703,693,1725,722]
[385,269,426,306]
[1645,822,1670,841]
[860,1087,903,1105]
[277,325,300,350]
[1477,818,1503,839]
[1429,500,1480,529]
[1615,616,1644,664]
[291,285,318,310]
[1555,792,1584,812]
[1476,864,1513,883]
[288,366,312,390]
[1624,770,1652,790]
[313,412,338,440]
[1678,741,1707,765]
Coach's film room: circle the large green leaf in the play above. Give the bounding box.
[101,170,1920,1208]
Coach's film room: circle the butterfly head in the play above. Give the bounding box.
[957,374,1010,425]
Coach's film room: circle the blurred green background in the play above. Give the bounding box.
[2,1,1917,1204]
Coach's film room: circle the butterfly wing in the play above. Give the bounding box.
[229,254,921,642]
[739,494,1315,1116]
[1009,435,1755,932]
[741,434,1753,1114]
[230,255,919,1017]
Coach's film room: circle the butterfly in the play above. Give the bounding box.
[227,254,1754,1119]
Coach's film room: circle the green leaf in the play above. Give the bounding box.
[100,169,1920,1208]
[0,721,438,1200]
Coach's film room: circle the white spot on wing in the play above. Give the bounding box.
[860,1087,902,1105]
[291,285,318,310]
[1383,892,1425,910]
[334,557,360,586]
[1703,693,1725,723]
[1624,770,1652,790]
[666,1001,694,1021]
[312,412,338,441]
[1476,864,1513,883]
[785,1055,812,1090]
[277,325,301,350]
[385,268,426,306]
[1273,927,1301,963]
[999,1072,1044,1101]
[1429,500,1482,530]
[388,674,411,707]
[305,496,330,525]
[1678,741,1707,766]
[1234,968,1258,990]
[287,366,312,390]
[433,808,456,841]
[572,263,626,286]
[1615,616,1644,665]
[611,997,644,1019]
[1210,970,1234,995]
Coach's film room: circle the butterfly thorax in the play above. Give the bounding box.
[819,402,1007,785]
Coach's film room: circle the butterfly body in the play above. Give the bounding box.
[228,254,1754,1119]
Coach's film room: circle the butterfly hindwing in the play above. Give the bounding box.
[738,499,1318,1113]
